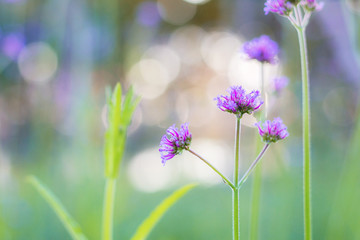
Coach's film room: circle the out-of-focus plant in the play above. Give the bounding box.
[264,0,323,239]
[159,86,289,240]
[29,83,196,240]
[326,98,360,239]
[102,83,139,239]
[242,34,280,240]
[326,3,360,239]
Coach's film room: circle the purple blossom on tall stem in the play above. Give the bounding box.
[215,86,263,118]
[159,123,192,166]
[264,0,294,16]
[264,1,322,238]
[255,117,289,143]
[243,35,279,64]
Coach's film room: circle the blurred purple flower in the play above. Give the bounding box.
[159,123,192,166]
[243,35,279,64]
[255,117,289,143]
[2,33,25,60]
[272,76,289,93]
[264,0,293,16]
[215,86,263,118]
[301,0,324,11]
[136,1,161,27]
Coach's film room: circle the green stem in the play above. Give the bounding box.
[249,139,263,240]
[297,26,312,240]
[102,178,117,240]
[188,149,235,189]
[233,188,240,240]
[239,144,270,187]
[249,62,266,240]
[233,117,241,240]
[235,117,241,187]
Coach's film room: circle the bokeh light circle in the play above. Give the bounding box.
[183,0,210,4]
[127,59,170,99]
[157,0,197,25]
[18,42,58,84]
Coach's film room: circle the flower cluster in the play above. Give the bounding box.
[215,86,263,118]
[264,0,294,16]
[243,35,279,64]
[272,76,289,94]
[159,88,289,165]
[159,123,192,165]
[300,0,324,12]
[255,117,289,143]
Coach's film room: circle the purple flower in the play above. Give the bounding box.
[255,117,289,143]
[136,1,161,27]
[243,35,279,64]
[1,33,25,59]
[272,76,289,93]
[215,86,263,118]
[300,0,324,11]
[264,0,294,16]
[159,123,192,166]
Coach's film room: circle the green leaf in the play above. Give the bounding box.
[28,176,88,240]
[131,184,197,240]
[104,83,140,178]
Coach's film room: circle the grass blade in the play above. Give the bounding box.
[131,184,197,240]
[28,176,88,240]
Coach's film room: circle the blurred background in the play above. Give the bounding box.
[1,0,360,239]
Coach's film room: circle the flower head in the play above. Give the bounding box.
[272,76,289,94]
[159,123,192,166]
[300,0,324,12]
[243,35,279,64]
[255,117,289,143]
[264,0,294,16]
[215,86,263,118]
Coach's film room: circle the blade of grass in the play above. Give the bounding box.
[28,176,88,240]
[131,184,197,240]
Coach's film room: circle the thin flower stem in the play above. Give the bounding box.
[102,178,116,240]
[233,117,241,240]
[302,11,311,26]
[288,12,300,27]
[296,4,304,23]
[187,149,235,189]
[249,138,263,240]
[249,63,266,240]
[234,117,241,187]
[261,63,267,118]
[239,144,270,187]
[233,188,239,240]
[296,25,312,240]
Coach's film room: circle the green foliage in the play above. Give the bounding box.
[104,83,140,178]
[131,184,197,240]
[327,105,360,239]
[28,176,88,240]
